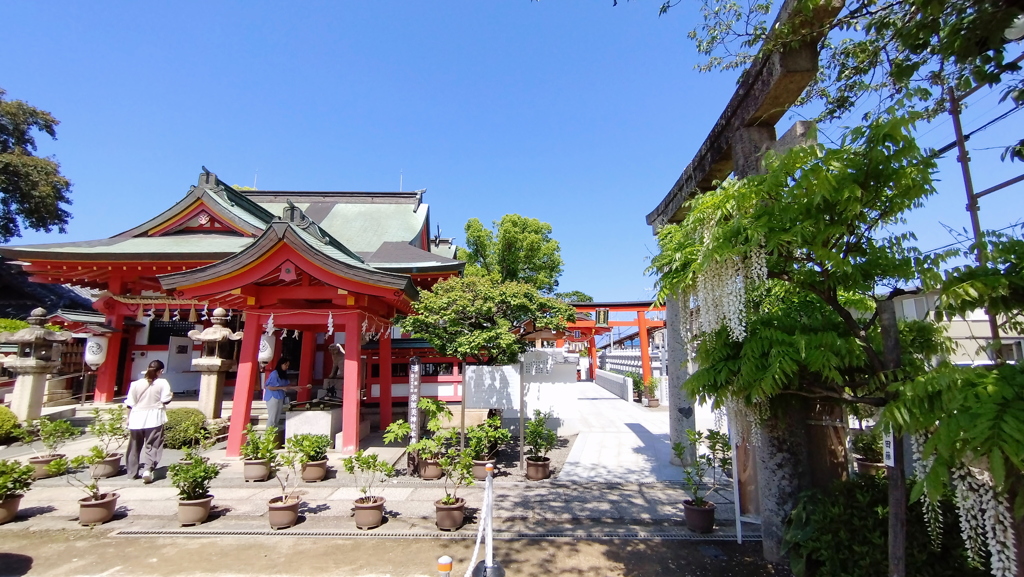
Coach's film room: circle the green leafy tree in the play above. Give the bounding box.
[399,275,576,365]
[650,0,1024,124]
[554,290,593,303]
[459,214,564,295]
[0,88,73,242]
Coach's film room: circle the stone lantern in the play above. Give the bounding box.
[0,308,73,421]
[187,308,243,419]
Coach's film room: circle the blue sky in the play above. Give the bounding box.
[3,1,1021,302]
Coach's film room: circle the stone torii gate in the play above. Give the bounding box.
[646,0,843,562]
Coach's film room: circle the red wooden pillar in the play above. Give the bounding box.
[379,332,393,429]
[94,313,126,403]
[637,311,652,383]
[588,336,598,380]
[340,314,363,454]
[226,319,263,457]
[297,331,316,402]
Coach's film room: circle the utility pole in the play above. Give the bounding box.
[947,86,1004,360]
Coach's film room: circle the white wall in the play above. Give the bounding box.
[462,362,580,436]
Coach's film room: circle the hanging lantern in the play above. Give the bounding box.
[84,335,109,370]
[258,334,275,365]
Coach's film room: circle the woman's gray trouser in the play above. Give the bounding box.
[266,396,284,430]
[126,425,164,475]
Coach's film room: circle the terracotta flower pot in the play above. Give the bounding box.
[78,492,120,526]
[353,495,386,530]
[268,495,300,529]
[243,459,271,482]
[0,495,23,525]
[646,398,660,408]
[434,497,465,531]
[418,458,443,480]
[177,495,214,526]
[28,455,63,480]
[301,458,329,483]
[472,459,496,481]
[855,459,887,476]
[90,453,123,479]
[682,499,716,533]
[525,456,550,481]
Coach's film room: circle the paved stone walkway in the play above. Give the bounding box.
[559,382,684,483]
[1,382,747,539]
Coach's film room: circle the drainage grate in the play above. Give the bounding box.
[112,529,760,541]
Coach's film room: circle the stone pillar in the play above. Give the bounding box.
[226,318,263,457]
[666,293,697,466]
[10,367,54,422]
[197,371,226,420]
[379,333,393,429]
[340,315,363,454]
[754,398,812,562]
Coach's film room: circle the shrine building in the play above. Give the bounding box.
[0,170,465,456]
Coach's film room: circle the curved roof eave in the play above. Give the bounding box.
[157,220,418,301]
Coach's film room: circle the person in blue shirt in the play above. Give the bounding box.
[263,357,310,428]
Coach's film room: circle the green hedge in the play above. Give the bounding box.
[783,475,987,577]
[0,407,23,445]
[164,408,208,450]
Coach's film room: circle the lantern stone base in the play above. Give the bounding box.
[10,370,53,422]
[8,362,60,422]
[196,371,227,420]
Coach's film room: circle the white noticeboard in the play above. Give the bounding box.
[882,428,896,467]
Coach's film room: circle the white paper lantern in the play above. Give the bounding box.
[258,334,275,365]
[85,335,109,370]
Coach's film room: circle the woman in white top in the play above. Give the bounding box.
[125,360,174,483]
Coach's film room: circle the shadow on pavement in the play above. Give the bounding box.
[0,552,32,576]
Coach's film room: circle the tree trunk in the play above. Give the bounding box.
[877,299,906,577]
[755,397,812,562]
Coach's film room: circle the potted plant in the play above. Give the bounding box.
[240,423,279,482]
[27,417,81,479]
[383,397,454,479]
[46,456,120,526]
[86,406,129,478]
[675,428,732,533]
[168,447,222,526]
[285,433,331,482]
[642,376,660,408]
[524,409,558,480]
[434,440,474,531]
[851,427,886,476]
[0,459,34,525]
[267,447,302,529]
[466,416,512,480]
[342,450,396,530]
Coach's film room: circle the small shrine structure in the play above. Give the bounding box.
[0,170,464,455]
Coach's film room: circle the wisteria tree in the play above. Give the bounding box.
[649,113,1022,575]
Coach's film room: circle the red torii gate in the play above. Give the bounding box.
[568,301,666,383]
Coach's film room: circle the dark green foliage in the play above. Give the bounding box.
[851,427,884,463]
[0,88,73,242]
[466,416,512,461]
[460,214,564,295]
[285,433,331,464]
[400,276,576,365]
[163,408,208,450]
[524,409,557,459]
[0,406,27,445]
[168,449,220,501]
[30,417,80,456]
[782,476,987,577]
[0,459,34,498]
[240,423,279,462]
[625,371,644,397]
